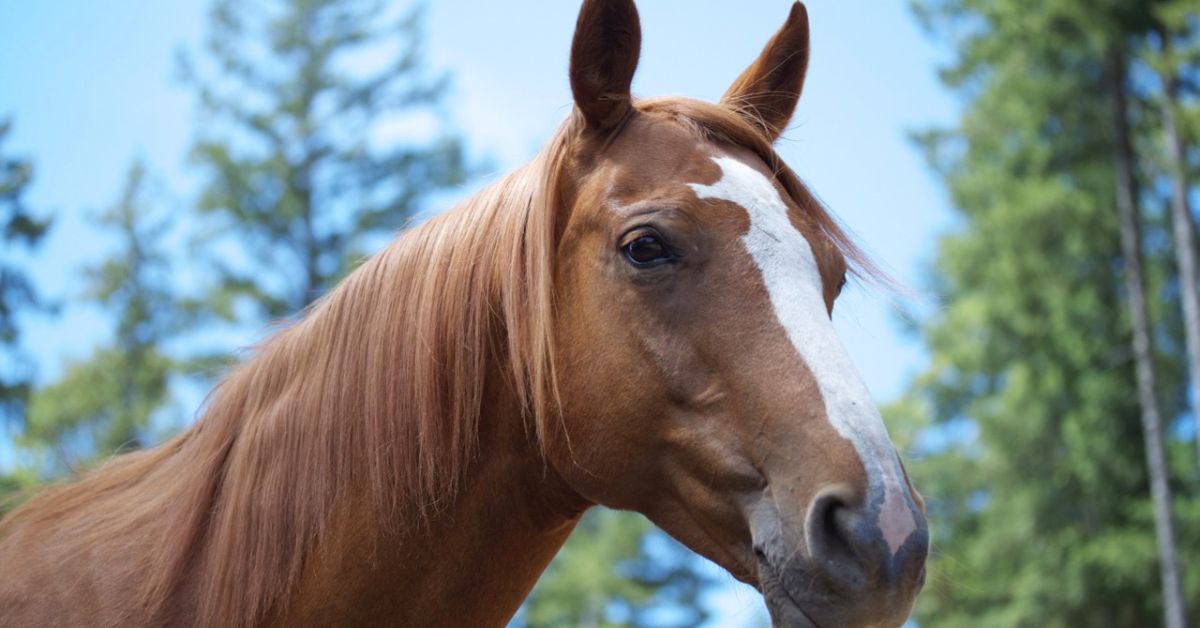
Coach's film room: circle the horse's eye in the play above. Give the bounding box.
[623,234,672,266]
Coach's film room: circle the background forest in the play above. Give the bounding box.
[2,1,1199,626]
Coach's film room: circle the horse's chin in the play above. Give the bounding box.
[761,584,822,628]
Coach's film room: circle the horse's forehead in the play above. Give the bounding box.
[577,118,836,290]
[601,119,724,190]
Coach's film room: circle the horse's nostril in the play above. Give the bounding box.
[802,484,929,599]
[802,486,875,594]
[805,488,858,561]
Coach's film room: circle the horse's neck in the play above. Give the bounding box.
[276,371,589,627]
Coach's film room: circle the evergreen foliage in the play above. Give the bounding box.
[0,119,49,428]
[22,163,185,475]
[897,0,1200,624]
[520,510,713,628]
[183,0,473,320]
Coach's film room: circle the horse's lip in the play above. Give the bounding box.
[756,555,826,628]
[762,580,824,628]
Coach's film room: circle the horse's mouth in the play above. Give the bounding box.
[760,576,824,628]
[753,548,830,628]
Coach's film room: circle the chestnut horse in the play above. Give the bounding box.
[0,2,928,626]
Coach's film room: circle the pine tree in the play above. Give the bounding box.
[183,0,473,321]
[1107,43,1186,628]
[896,0,1199,624]
[519,510,713,628]
[22,163,184,475]
[1147,8,1200,465]
[0,118,49,428]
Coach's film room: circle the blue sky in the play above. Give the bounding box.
[0,1,956,625]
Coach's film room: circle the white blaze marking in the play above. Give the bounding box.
[689,156,915,555]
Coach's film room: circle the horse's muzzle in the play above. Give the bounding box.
[752,483,929,628]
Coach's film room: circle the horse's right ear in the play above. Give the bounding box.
[569,0,641,131]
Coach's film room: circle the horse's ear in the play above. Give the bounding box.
[720,2,810,141]
[569,0,641,131]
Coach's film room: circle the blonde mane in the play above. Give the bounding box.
[1,118,574,628]
[0,98,874,628]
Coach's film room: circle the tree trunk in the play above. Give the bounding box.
[1155,31,1200,464]
[1108,49,1187,628]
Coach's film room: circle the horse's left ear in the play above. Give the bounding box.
[569,0,642,131]
[720,2,810,141]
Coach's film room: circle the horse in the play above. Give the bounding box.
[0,1,928,626]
